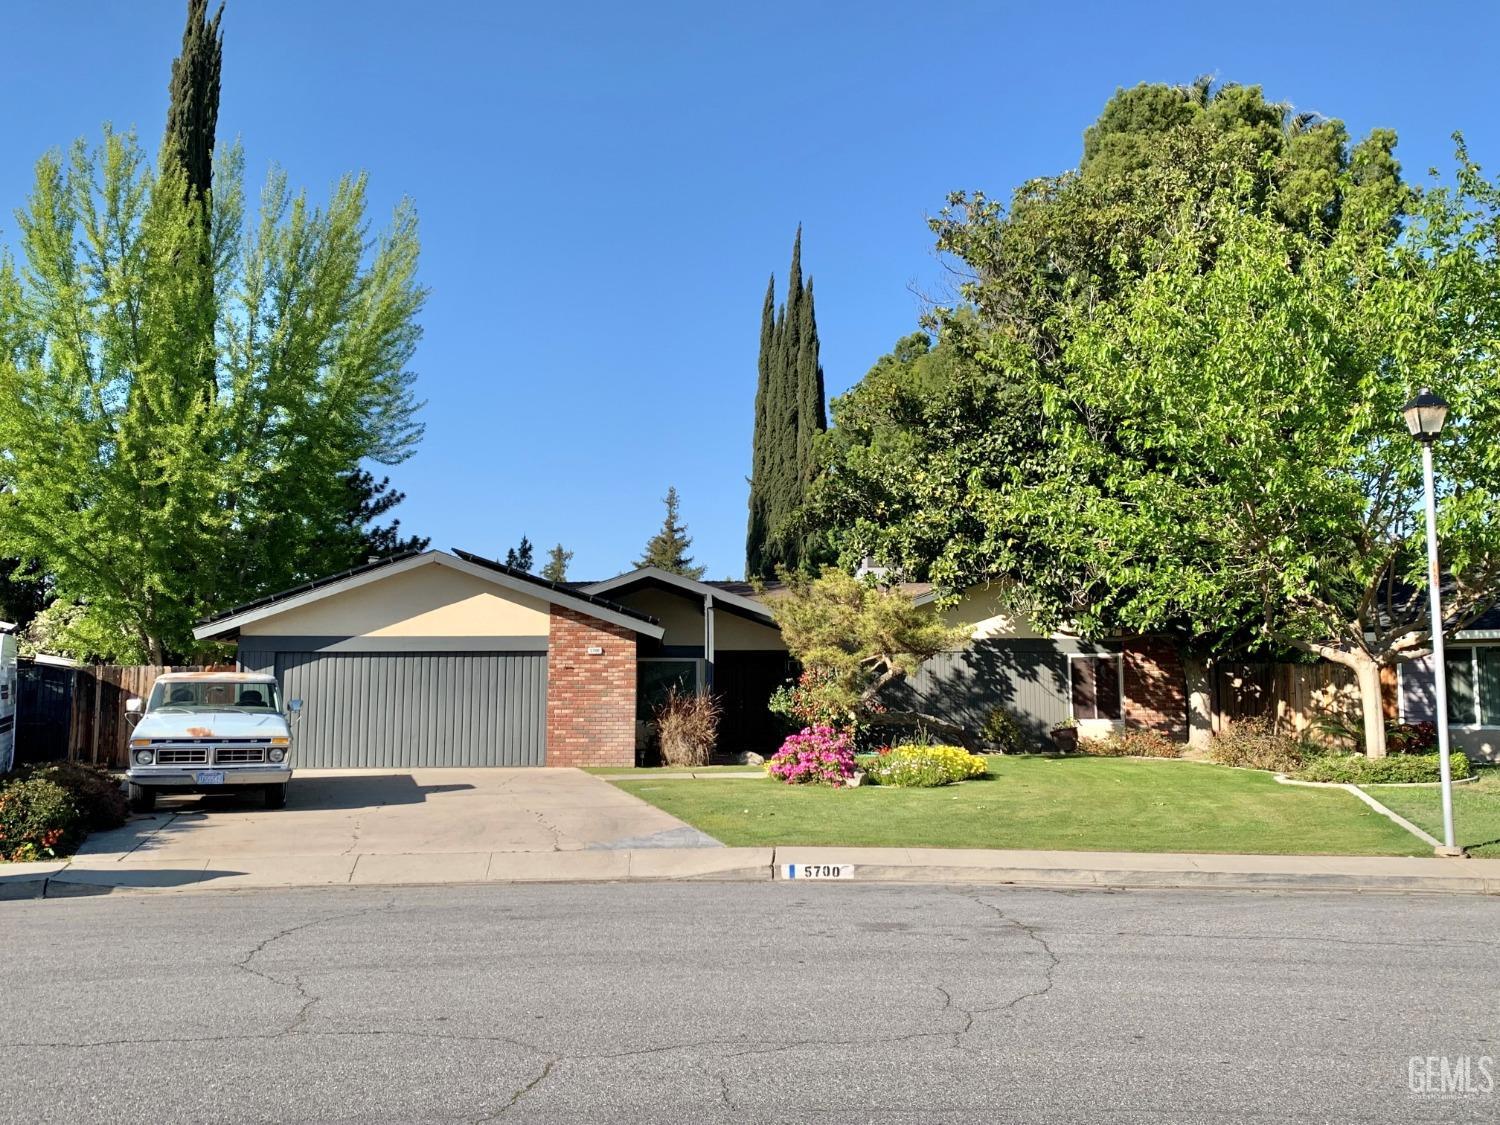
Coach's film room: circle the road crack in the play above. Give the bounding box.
[473,1056,559,1122]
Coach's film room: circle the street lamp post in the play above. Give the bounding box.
[1402,388,1463,857]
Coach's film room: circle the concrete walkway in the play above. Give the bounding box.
[5,842,1499,898]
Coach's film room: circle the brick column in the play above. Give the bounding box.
[546,607,637,768]
[1123,637,1187,741]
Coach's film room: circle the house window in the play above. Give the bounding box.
[1403,645,1500,728]
[1070,653,1122,721]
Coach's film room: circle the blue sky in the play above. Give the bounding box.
[4,1,1498,581]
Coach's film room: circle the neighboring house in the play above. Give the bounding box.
[1395,604,1500,761]
[890,586,1187,749]
[193,552,1190,768]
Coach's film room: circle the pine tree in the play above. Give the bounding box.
[745,226,827,579]
[541,544,573,584]
[504,537,534,572]
[637,487,705,579]
[163,0,224,202]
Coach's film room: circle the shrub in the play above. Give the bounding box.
[0,777,81,862]
[24,762,127,832]
[1293,751,1472,785]
[1077,729,1182,759]
[654,688,721,767]
[1206,718,1305,772]
[981,707,1030,753]
[767,726,857,785]
[860,745,988,788]
[1386,722,1438,755]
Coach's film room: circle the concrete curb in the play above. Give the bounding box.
[11,845,1500,898]
[771,846,1500,895]
[0,861,67,900]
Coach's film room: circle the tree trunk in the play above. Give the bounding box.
[1353,657,1387,759]
[861,708,979,751]
[1183,650,1214,749]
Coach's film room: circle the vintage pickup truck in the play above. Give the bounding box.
[124,672,301,812]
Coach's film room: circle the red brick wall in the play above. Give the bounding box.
[546,607,637,768]
[1123,637,1187,741]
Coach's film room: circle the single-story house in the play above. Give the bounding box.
[192,548,1190,769]
[1394,604,1500,760]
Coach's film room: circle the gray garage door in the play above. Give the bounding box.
[269,651,547,769]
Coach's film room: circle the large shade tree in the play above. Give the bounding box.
[816,81,1500,759]
[0,131,425,662]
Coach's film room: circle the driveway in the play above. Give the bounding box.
[55,768,724,893]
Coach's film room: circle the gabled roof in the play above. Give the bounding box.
[193,549,665,641]
[581,566,777,624]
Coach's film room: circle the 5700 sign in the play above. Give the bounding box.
[782,863,854,880]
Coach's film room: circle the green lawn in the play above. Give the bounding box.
[609,755,1427,855]
[1364,767,1500,857]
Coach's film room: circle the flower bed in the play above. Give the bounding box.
[766,726,857,785]
[858,745,988,788]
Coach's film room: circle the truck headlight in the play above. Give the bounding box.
[134,749,155,765]
[268,747,286,763]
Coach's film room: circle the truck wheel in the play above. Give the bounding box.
[127,784,156,813]
[263,782,288,809]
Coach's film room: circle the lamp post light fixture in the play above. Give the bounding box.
[1402,388,1463,857]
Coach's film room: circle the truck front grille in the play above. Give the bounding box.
[215,746,267,765]
[155,748,209,765]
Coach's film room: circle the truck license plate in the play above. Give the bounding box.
[195,770,225,785]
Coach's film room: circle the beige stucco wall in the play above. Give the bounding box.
[939,585,1047,641]
[240,560,552,638]
[714,606,787,651]
[607,586,786,651]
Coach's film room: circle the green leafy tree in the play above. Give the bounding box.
[0,130,425,662]
[638,487,705,579]
[746,227,826,578]
[1021,171,1500,757]
[504,537,534,573]
[821,78,1414,751]
[771,569,971,744]
[540,544,573,584]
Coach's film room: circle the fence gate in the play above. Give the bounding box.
[16,661,76,765]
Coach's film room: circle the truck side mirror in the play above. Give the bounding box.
[125,698,143,714]
[287,699,303,717]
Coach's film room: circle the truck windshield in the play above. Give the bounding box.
[147,681,282,712]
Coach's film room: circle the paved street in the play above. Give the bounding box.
[1,883,1495,1123]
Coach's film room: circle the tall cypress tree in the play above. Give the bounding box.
[745,226,827,579]
[162,0,224,410]
[746,274,776,578]
[163,0,224,203]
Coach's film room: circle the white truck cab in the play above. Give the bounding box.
[124,672,302,812]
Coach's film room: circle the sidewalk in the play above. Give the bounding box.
[6,844,1499,899]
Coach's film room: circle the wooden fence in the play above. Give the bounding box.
[1212,662,1366,747]
[68,665,235,769]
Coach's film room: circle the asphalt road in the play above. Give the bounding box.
[1,883,1496,1124]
